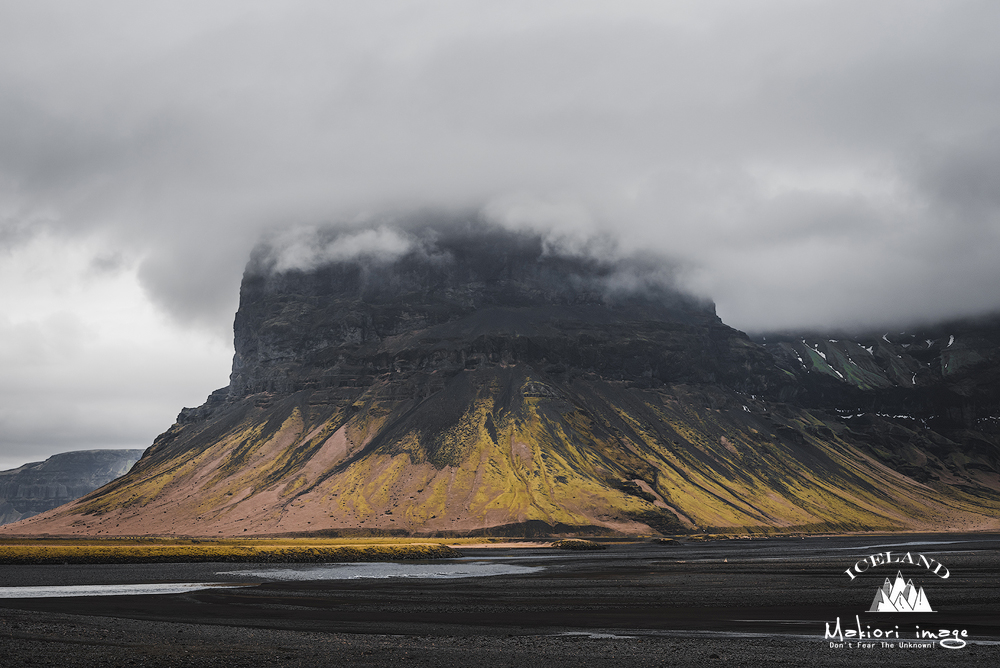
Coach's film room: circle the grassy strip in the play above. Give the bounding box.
[0,542,459,565]
[550,539,606,550]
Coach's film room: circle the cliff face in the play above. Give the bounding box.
[0,450,143,525]
[223,225,783,403]
[763,321,1000,421]
[7,224,1000,537]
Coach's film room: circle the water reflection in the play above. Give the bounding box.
[0,582,242,599]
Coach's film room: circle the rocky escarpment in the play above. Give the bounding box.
[6,222,1000,537]
[223,224,788,404]
[0,450,143,525]
[762,320,1000,418]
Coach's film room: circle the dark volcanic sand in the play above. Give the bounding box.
[1,534,999,667]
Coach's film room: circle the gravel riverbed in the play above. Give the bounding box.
[1,535,998,667]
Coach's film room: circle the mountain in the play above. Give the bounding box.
[757,320,1000,490]
[4,223,1000,537]
[0,450,143,525]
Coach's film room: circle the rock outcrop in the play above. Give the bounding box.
[6,222,1000,537]
[0,450,143,525]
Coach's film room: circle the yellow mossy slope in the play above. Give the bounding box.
[7,366,1000,537]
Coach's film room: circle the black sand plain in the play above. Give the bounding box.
[1,534,998,667]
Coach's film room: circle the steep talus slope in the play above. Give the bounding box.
[6,224,1000,537]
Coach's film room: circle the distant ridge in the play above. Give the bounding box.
[0,450,143,525]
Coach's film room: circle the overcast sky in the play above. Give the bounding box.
[2,0,999,469]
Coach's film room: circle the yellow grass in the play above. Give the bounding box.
[0,537,468,565]
[550,539,606,550]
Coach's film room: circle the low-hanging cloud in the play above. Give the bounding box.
[266,225,417,274]
[251,216,694,314]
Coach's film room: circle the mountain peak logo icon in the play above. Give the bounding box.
[868,571,934,612]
